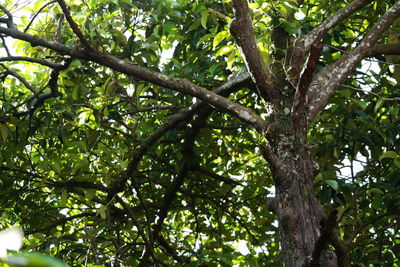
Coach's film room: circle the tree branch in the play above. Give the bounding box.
[193,165,243,186]
[107,70,253,198]
[307,1,400,122]
[291,43,323,128]
[303,0,373,48]
[0,26,265,130]
[287,0,373,87]
[115,195,164,266]
[345,211,398,244]
[229,0,278,102]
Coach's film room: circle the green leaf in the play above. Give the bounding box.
[60,189,68,205]
[213,30,228,48]
[163,23,177,35]
[325,180,339,191]
[379,151,399,161]
[99,205,107,219]
[278,3,293,18]
[374,99,385,113]
[5,251,67,267]
[280,20,298,35]
[216,45,233,56]
[354,99,368,110]
[0,124,9,142]
[201,11,208,29]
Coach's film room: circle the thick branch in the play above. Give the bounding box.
[331,231,351,267]
[260,143,285,184]
[229,0,277,102]
[307,1,400,122]
[105,70,253,198]
[0,26,264,130]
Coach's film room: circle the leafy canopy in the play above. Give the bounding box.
[0,0,399,266]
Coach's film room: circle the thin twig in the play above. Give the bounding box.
[341,84,400,101]
[56,0,92,48]
[23,0,57,33]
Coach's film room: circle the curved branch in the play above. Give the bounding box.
[230,0,278,102]
[345,211,398,244]
[368,43,400,56]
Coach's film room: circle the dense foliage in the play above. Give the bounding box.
[0,0,399,266]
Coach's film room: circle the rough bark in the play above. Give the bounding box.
[262,124,329,266]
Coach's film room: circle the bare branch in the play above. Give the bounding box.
[193,165,243,186]
[229,0,278,102]
[56,0,92,48]
[260,143,285,184]
[307,1,400,122]
[115,195,164,266]
[345,211,398,244]
[10,58,73,117]
[119,69,253,195]
[139,112,206,266]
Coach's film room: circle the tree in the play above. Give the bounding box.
[0,0,400,266]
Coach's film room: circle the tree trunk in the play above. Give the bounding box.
[274,149,323,266]
[264,119,337,266]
